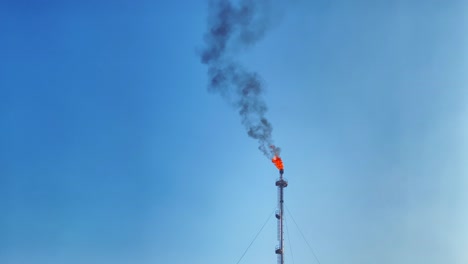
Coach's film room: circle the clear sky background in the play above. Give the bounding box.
[1,0,467,264]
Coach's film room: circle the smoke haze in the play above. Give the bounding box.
[200,0,280,158]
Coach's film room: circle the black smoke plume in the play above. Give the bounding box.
[200,0,280,159]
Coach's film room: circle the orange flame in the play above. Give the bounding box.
[272,155,284,170]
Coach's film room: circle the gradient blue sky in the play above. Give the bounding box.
[1,1,467,263]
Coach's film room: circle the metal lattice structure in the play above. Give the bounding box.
[275,169,287,264]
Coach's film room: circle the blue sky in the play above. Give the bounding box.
[1,0,467,263]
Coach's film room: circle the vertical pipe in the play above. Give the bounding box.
[279,172,284,264]
[276,170,286,264]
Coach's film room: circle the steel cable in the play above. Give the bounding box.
[235,207,276,264]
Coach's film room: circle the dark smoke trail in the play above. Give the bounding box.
[200,0,280,158]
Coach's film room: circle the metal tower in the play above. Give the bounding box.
[275,168,287,264]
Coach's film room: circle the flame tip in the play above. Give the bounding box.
[271,155,284,170]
